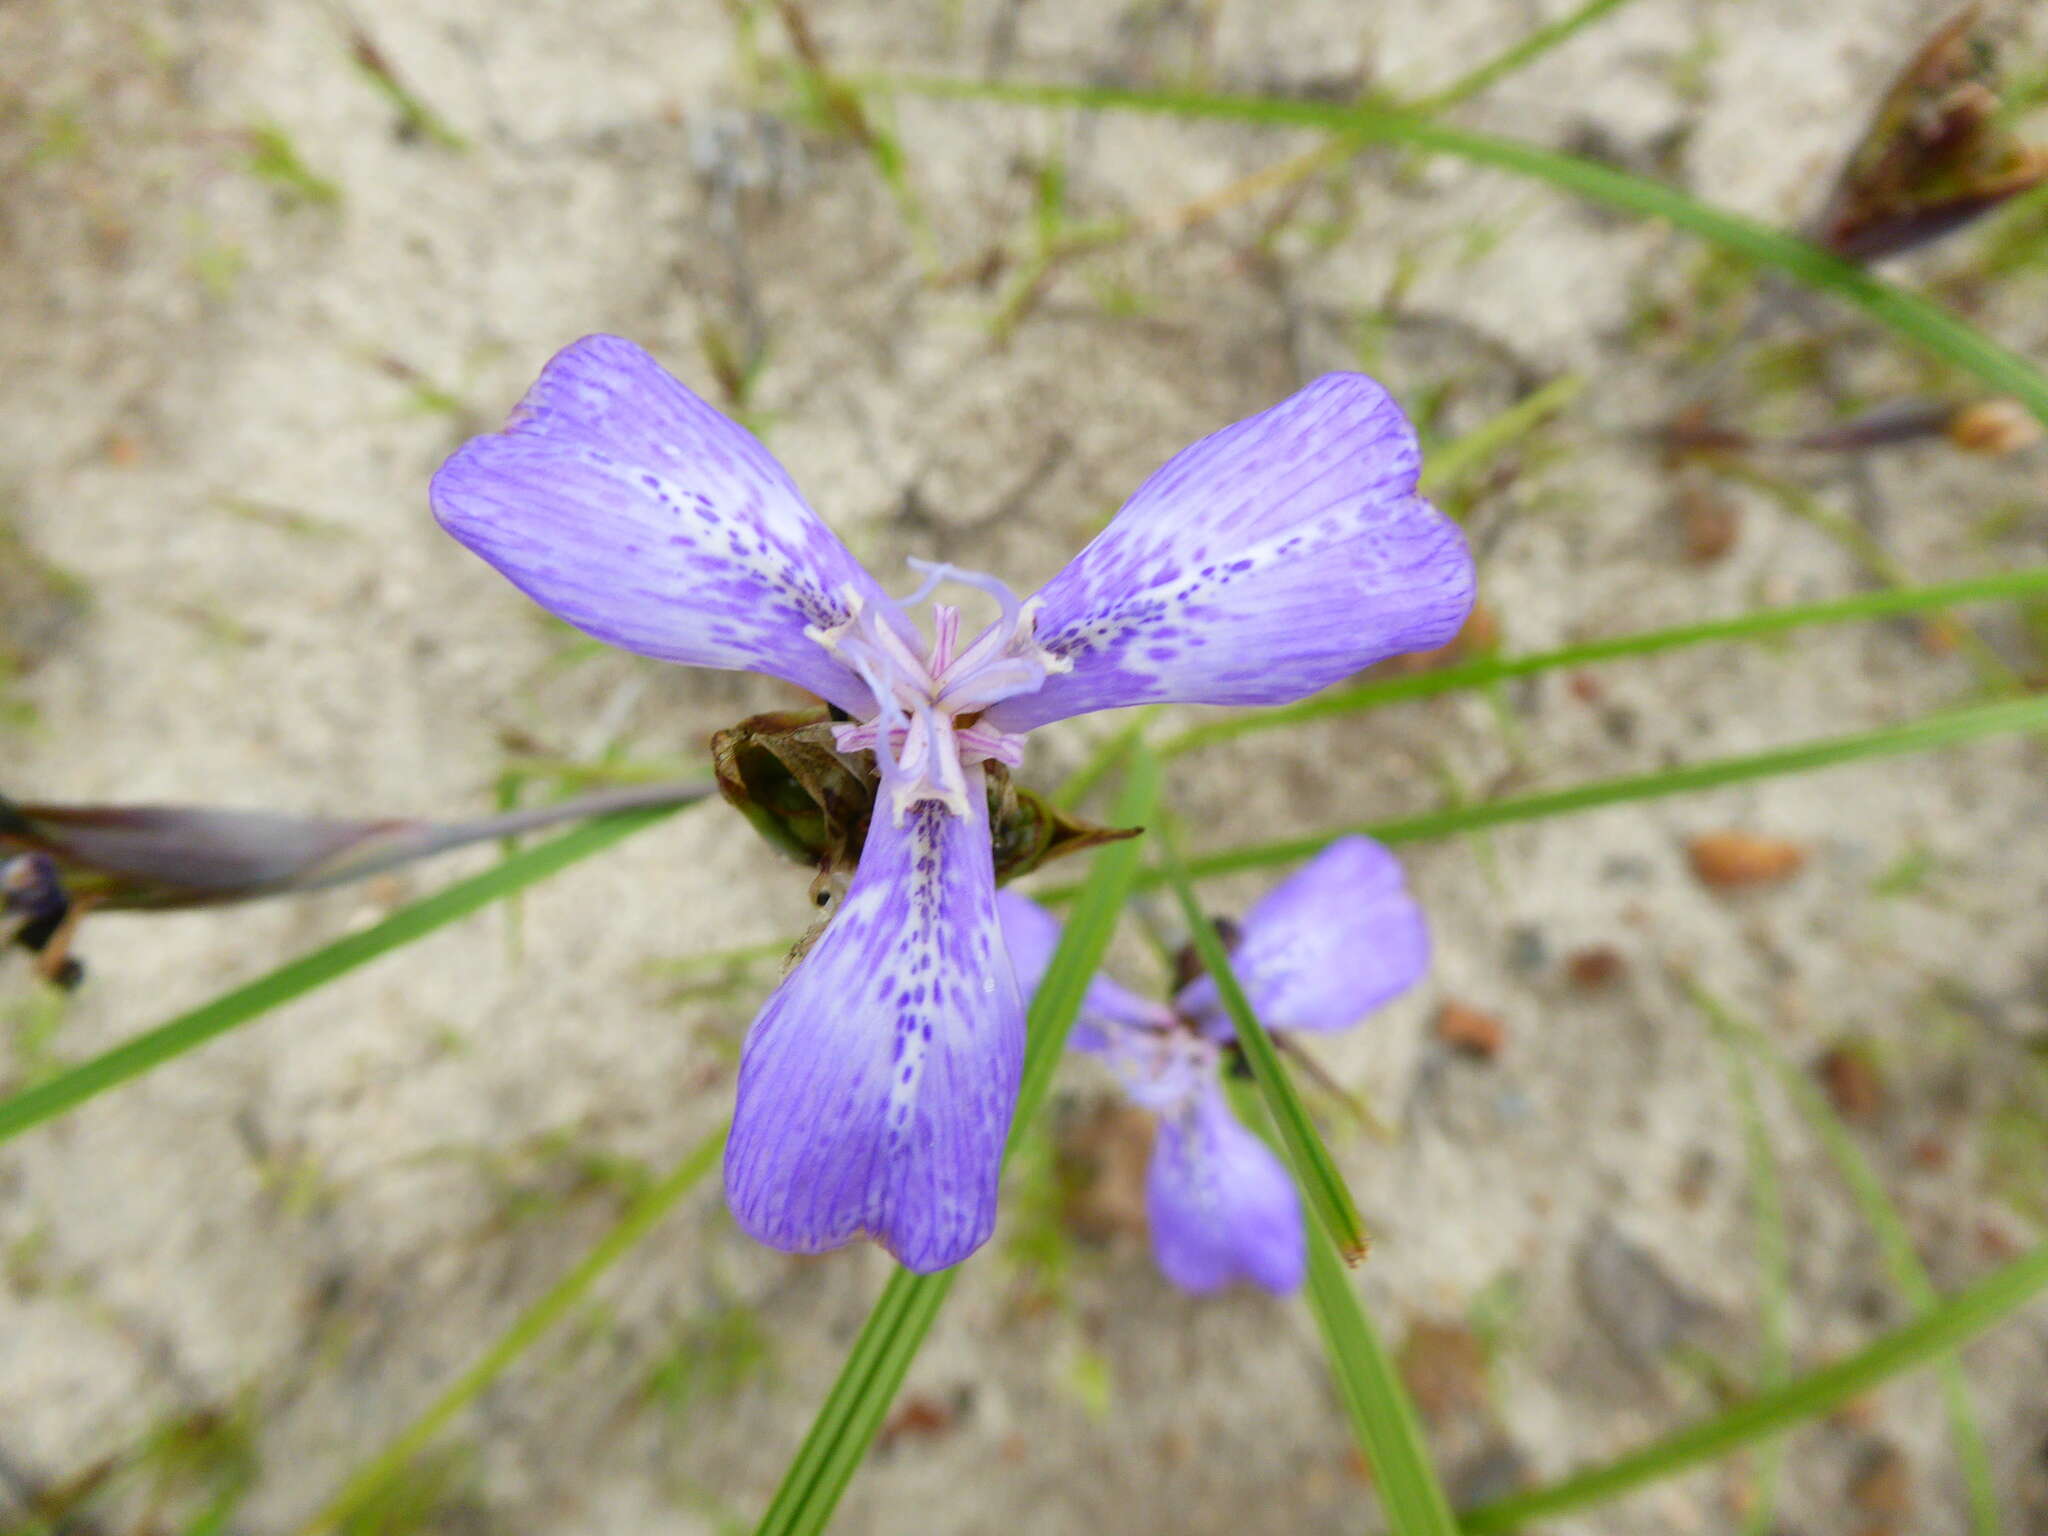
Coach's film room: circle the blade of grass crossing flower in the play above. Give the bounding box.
[871,78,2048,423]
[1141,694,2048,891]
[1157,566,2048,759]
[1459,1239,2048,1532]
[296,1125,727,1536]
[0,807,686,1144]
[1302,1203,1458,1534]
[1156,809,1369,1263]
[1687,983,2004,1535]
[1704,1011,1791,1534]
[1225,1076,1459,1535]
[753,749,1160,1536]
[1411,0,1648,112]
[1049,706,1161,811]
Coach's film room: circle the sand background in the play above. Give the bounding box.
[4,1,2048,1531]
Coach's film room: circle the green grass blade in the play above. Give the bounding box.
[1050,706,1161,811]
[871,78,2048,423]
[1101,694,2048,893]
[1222,1076,1459,1534]
[1157,568,2048,759]
[1460,1240,2048,1532]
[295,1124,727,1536]
[752,750,1161,1536]
[1416,373,1583,503]
[1412,0,1647,112]
[0,807,684,1144]
[1689,984,2004,1535]
[1156,807,1369,1263]
[1302,1216,1459,1534]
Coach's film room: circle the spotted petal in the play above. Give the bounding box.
[1148,1085,1305,1295]
[994,889,1173,1054]
[984,375,1474,732]
[724,780,1022,1272]
[431,335,903,714]
[1177,836,1429,1040]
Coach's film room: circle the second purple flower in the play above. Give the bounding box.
[430,336,1472,1272]
[1001,837,1431,1295]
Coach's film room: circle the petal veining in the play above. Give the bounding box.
[724,769,1022,1272]
[431,335,900,713]
[1147,1085,1306,1295]
[984,374,1474,731]
[1177,836,1430,1040]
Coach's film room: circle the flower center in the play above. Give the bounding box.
[1105,1025,1218,1117]
[807,560,1069,822]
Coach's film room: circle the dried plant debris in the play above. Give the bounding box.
[1436,999,1507,1060]
[1565,945,1627,990]
[0,782,711,985]
[1817,1039,1888,1122]
[1674,481,1742,563]
[1687,831,1808,890]
[1814,5,2048,262]
[1796,396,2041,456]
[711,706,1136,891]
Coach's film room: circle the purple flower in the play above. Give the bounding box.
[999,837,1430,1294]
[431,336,1471,1272]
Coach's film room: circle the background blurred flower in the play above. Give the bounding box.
[1000,836,1431,1294]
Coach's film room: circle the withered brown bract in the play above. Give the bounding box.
[711,707,876,877]
[710,707,1137,886]
[1815,6,2048,262]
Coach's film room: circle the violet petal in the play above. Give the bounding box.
[725,782,1022,1272]
[984,375,1474,731]
[1177,836,1429,1040]
[994,888,1172,1054]
[432,335,900,714]
[1147,1085,1305,1295]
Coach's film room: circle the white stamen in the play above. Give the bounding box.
[810,561,1065,820]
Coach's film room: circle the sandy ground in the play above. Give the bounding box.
[5,0,2048,1531]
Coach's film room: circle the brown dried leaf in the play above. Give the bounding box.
[1815,6,2048,261]
[1817,1042,1887,1122]
[1565,945,1626,989]
[1687,831,1807,889]
[1436,1000,1506,1059]
[878,1393,958,1451]
[1947,398,2041,455]
[1849,1441,1914,1518]
[1676,484,1741,563]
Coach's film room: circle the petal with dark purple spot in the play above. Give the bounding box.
[725,780,1022,1273]
[985,375,1473,731]
[431,335,899,713]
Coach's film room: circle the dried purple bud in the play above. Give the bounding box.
[0,782,711,987]
[2,852,82,988]
[1795,397,2040,455]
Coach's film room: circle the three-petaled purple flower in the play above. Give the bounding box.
[430,336,1472,1272]
[999,837,1430,1294]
